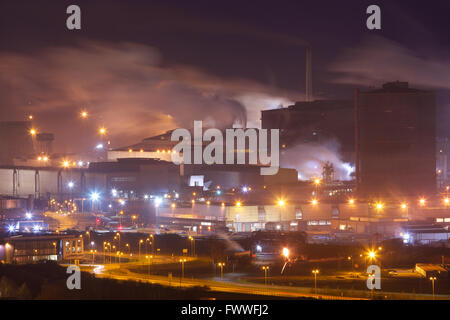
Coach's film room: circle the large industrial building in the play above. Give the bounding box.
[261,100,355,162]
[356,82,436,198]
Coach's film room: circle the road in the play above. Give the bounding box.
[88,262,363,300]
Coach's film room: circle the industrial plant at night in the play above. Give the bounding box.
[0,0,449,306]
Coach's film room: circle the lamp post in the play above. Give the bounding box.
[188,236,195,256]
[218,262,226,280]
[430,276,437,299]
[146,238,150,255]
[116,232,121,252]
[91,249,96,265]
[180,258,187,280]
[139,239,143,260]
[262,266,269,285]
[146,255,153,275]
[150,234,154,254]
[312,269,319,294]
[103,242,106,264]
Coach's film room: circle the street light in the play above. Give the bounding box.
[218,262,226,280]
[262,266,269,285]
[312,269,320,294]
[430,276,437,299]
[180,258,187,279]
[419,198,426,206]
[99,127,107,135]
[375,202,384,211]
[116,232,121,251]
[146,255,153,275]
[188,236,195,256]
[139,239,144,259]
[282,247,290,259]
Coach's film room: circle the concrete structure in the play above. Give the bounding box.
[415,264,448,278]
[356,82,436,198]
[402,224,449,245]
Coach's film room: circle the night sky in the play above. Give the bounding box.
[1,0,450,154]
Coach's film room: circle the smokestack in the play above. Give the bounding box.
[306,46,312,102]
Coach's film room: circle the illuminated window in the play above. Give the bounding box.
[295,207,303,220]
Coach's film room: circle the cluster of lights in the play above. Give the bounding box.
[156,149,173,153]
[37,155,49,162]
[61,160,86,168]
[49,198,77,214]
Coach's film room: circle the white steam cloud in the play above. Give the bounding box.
[281,140,354,181]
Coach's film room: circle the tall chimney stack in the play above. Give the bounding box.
[306,46,312,102]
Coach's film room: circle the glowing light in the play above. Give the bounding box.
[62,160,70,168]
[368,250,376,259]
[348,198,355,205]
[236,201,241,207]
[171,203,176,209]
[375,202,384,210]
[67,181,74,189]
[206,200,211,205]
[419,198,426,206]
[95,143,104,149]
[90,192,100,201]
[99,127,107,135]
[256,245,262,252]
[7,225,15,232]
[81,111,88,118]
[282,247,290,259]
[77,161,84,166]
[242,186,249,193]
[29,128,37,136]
[154,197,162,207]
[401,203,407,209]
[314,178,321,185]
[277,199,285,206]
[25,212,32,220]
[28,115,33,120]
[444,198,450,205]
[311,199,318,206]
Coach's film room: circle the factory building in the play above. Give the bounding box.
[224,202,410,237]
[261,100,355,163]
[0,234,84,264]
[356,81,436,198]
